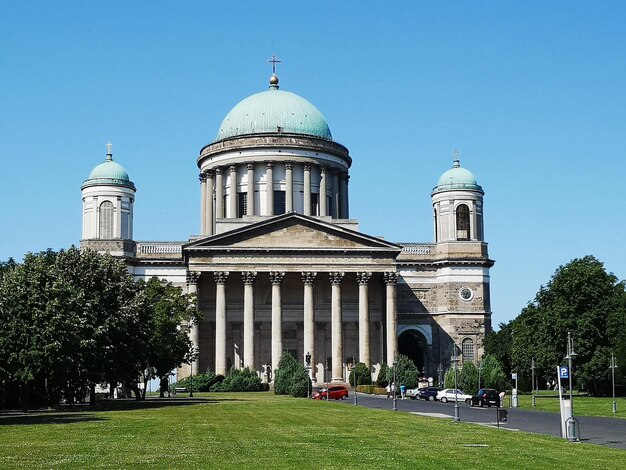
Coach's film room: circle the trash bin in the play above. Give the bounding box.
[498,409,508,422]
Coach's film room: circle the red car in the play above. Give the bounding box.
[313,386,349,400]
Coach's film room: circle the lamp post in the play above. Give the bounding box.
[437,362,443,389]
[564,331,578,441]
[189,354,194,398]
[451,345,460,422]
[610,352,618,415]
[392,352,398,412]
[531,357,536,407]
[478,360,483,391]
[353,358,358,406]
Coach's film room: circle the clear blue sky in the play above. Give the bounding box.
[2,1,625,327]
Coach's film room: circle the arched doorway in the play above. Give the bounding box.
[398,329,427,374]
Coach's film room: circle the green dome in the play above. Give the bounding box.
[215,77,332,142]
[82,154,135,190]
[432,160,483,195]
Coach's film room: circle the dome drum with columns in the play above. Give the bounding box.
[81,69,494,385]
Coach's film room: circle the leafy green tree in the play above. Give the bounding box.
[484,321,513,374]
[273,352,310,397]
[348,362,372,386]
[387,354,419,388]
[481,354,508,391]
[141,277,198,397]
[458,361,478,393]
[508,256,626,394]
[443,367,456,388]
[376,363,389,387]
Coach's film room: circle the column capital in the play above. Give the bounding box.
[241,271,257,284]
[229,165,237,172]
[303,164,311,172]
[301,272,317,285]
[356,272,372,285]
[384,272,398,285]
[329,272,344,285]
[215,167,223,175]
[247,162,254,171]
[199,172,207,183]
[214,271,229,284]
[320,165,327,174]
[266,161,274,169]
[269,271,286,284]
[285,162,293,170]
[206,170,214,179]
[186,271,201,285]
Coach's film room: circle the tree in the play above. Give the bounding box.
[387,354,419,388]
[141,277,198,397]
[348,362,372,386]
[484,321,513,374]
[458,361,478,393]
[506,256,626,394]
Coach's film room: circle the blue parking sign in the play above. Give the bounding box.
[559,366,569,379]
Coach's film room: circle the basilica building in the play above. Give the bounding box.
[81,72,494,384]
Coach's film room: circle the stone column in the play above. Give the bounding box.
[384,272,398,366]
[471,201,478,241]
[186,271,201,372]
[228,165,237,218]
[332,170,340,219]
[302,272,317,380]
[356,272,372,367]
[199,172,207,235]
[303,164,311,216]
[242,271,257,370]
[214,271,229,375]
[329,272,344,382]
[269,272,285,374]
[266,162,274,216]
[246,163,255,216]
[319,166,327,216]
[285,162,293,212]
[215,168,223,220]
[206,171,214,236]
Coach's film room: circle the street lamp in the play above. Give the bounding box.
[478,359,483,391]
[392,352,398,412]
[610,352,618,415]
[451,345,460,422]
[437,362,443,389]
[531,357,536,407]
[564,331,578,441]
[353,357,358,406]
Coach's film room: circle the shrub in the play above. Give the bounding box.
[376,363,389,387]
[274,352,310,397]
[348,362,372,386]
[387,354,419,388]
[211,367,260,392]
[458,361,478,393]
[172,373,223,392]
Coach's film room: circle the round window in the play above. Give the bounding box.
[459,287,473,301]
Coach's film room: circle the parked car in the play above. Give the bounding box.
[406,387,420,399]
[437,389,472,404]
[313,385,349,400]
[418,387,441,401]
[470,388,500,407]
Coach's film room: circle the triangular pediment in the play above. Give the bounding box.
[184,213,401,254]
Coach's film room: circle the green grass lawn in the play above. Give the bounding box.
[516,392,626,418]
[0,392,624,469]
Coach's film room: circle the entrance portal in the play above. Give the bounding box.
[398,329,427,374]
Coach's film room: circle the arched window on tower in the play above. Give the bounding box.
[434,208,438,242]
[99,201,114,239]
[456,204,470,241]
[462,338,474,363]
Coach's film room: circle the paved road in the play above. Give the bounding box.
[337,394,626,450]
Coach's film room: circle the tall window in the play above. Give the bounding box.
[274,190,286,215]
[434,209,438,242]
[462,338,474,363]
[456,204,470,241]
[311,193,319,216]
[237,192,247,217]
[99,201,114,239]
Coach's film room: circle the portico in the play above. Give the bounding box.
[184,212,401,382]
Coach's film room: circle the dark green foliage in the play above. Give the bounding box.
[387,354,419,388]
[481,355,508,391]
[348,362,372,386]
[273,352,310,397]
[376,363,389,387]
[490,256,626,394]
[173,373,224,392]
[458,361,478,393]
[212,367,260,392]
